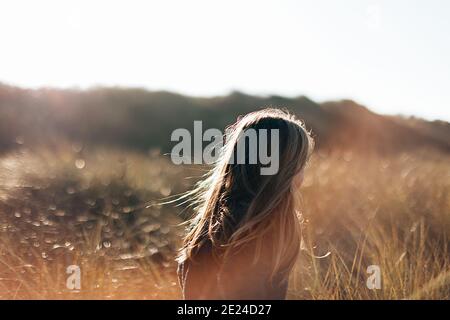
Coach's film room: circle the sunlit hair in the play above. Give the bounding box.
[177,108,314,282]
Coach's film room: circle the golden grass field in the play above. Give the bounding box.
[0,143,449,299]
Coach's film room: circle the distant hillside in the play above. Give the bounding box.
[0,83,448,154]
[389,115,450,150]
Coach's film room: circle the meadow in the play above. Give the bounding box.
[0,142,448,299]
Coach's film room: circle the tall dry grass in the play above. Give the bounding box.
[0,144,449,299]
[290,149,450,299]
[0,145,188,299]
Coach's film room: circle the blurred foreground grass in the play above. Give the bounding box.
[0,143,449,299]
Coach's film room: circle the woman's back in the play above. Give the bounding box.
[178,241,290,300]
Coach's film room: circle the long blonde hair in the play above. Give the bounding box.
[177,108,314,281]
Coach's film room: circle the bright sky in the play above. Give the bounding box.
[1,0,449,121]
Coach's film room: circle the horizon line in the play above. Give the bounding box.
[0,80,448,124]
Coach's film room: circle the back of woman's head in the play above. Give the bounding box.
[178,108,314,280]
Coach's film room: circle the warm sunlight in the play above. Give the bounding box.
[0,0,449,120]
[0,0,449,308]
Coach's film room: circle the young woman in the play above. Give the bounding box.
[177,108,314,299]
